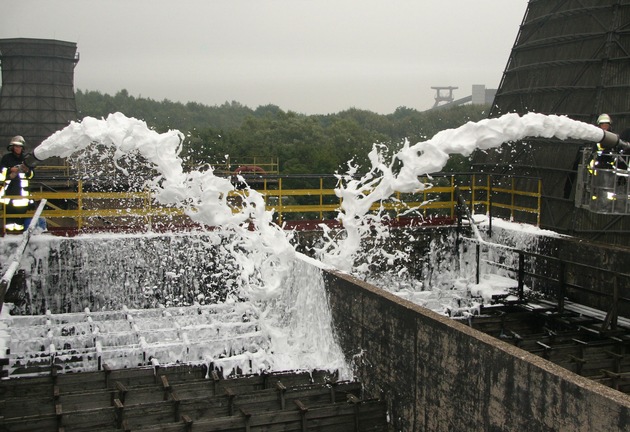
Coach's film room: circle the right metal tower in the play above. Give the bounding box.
[0,38,79,149]
[471,0,630,246]
[490,1,630,123]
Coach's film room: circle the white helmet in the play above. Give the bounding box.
[8,135,25,151]
[597,113,612,125]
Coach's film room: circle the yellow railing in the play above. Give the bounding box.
[470,174,543,226]
[1,174,542,233]
[255,177,461,224]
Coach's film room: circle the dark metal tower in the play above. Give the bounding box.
[0,38,79,149]
[471,0,630,246]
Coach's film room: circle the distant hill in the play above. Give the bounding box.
[75,88,490,174]
[76,89,262,131]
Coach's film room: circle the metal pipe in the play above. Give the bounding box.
[599,130,630,152]
[0,199,47,312]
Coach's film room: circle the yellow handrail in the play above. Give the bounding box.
[1,174,542,233]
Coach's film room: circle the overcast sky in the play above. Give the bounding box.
[2,1,527,115]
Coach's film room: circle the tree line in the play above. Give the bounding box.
[75,89,491,176]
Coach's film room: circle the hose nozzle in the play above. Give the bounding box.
[600,131,620,149]
[23,153,41,169]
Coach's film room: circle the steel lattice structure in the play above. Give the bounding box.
[472,0,630,246]
[0,38,79,149]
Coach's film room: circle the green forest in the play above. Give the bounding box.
[75,89,491,176]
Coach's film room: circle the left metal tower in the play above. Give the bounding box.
[0,38,79,148]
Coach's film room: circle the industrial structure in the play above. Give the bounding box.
[430,86,458,108]
[471,0,630,246]
[0,38,79,164]
[429,84,496,110]
[4,1,630,429]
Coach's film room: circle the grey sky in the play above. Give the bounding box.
[2,1,527,115]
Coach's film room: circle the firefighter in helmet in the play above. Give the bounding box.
[597,113,612,131]
[0,136,34,232]
[589,114,615,173]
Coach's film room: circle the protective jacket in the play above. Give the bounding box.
[0,152,33,207]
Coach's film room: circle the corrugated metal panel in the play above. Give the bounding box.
[472,0,630,245]
[0,38,78,152]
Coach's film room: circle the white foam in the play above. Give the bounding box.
[22,110,601,374]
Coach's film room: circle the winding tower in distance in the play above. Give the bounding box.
[0,38,79,152]
[471,0,630,246]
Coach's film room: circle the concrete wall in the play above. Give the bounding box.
[323,269,630,432]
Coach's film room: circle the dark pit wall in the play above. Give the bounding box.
[3,221,627,317]
[369,223,630,320]
[293,225,463,283]
[480,227,630,319]
[1,226,457,316]
[0,233,244,315]
[540,234,630,319]
[323,269,630,432]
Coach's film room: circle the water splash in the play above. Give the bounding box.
[23,111,603,376]
[317,112,603,274]
[37,113,294,299]
[27,113,346,375]
[37,112,602,279]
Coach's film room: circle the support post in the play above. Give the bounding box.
[558,261,566,314]
[476,243,481,285]
[602,274,619,331]
[518,252,525,301]
[488,175,493,238]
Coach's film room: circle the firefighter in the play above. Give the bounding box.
[588,114,617,173]
[0,136,34,232]
[597,113,612,132]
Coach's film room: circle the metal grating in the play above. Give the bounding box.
[2,303,269,378]
[456,299,630,395]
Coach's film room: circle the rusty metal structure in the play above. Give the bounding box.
[0,38,79,150]
[471,0,630,246]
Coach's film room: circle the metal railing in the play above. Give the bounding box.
[1,173,541,233]
[472,173,543,227]
[461,235,630,330]
[575,148,630,214]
